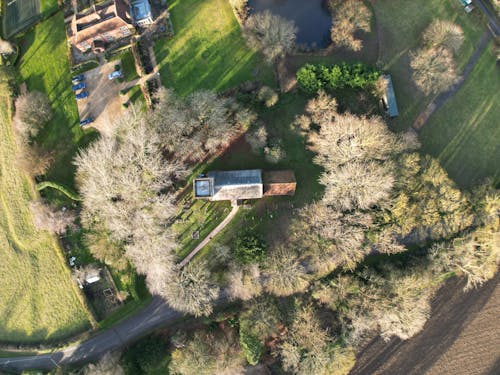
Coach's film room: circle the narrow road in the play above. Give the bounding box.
[474,0,500,36]
[178,204,239,268]
[0,297,182,372]
[412,30,492,130]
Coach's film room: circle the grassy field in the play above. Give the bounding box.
[154,0,276,96]
[420,43,500,187]
[17,13,98,197]
[0,72,91,343]
[371,0,485,131]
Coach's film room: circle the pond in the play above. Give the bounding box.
[248,0,332,48]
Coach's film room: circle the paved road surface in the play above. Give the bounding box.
[0,297,182,372]
[474,0,500,36]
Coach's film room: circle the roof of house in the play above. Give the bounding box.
[131,0,152,21]
[263,170,297,196]
[71,0,132,45]
[383,74,399,117]
[206,169,263,201]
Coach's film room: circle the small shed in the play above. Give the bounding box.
[382,74,399,117]
[263,170,297,196]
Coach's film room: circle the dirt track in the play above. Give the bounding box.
[350,272,500,375]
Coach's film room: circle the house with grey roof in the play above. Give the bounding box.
[194,169,296,203]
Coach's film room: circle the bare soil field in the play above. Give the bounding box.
[350,272,500,375]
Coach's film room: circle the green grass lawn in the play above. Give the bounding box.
[420,43,500,187]
[0,70,92,344]
[371,0,485,131]
[154,0,276,96]
[17,12,98,197]
[111,50,139,82]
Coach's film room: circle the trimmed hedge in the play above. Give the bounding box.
[297,63,381,94]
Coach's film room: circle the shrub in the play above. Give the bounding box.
[235,233,266,264]
[239,330,264,365]
[264,140,286,164]
[245,125,268,153]
[257,86,278,107]
[297,63,380,94]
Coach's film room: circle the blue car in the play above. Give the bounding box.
[72,82,86,91]
[71,74,84,84]
[75,91,89,100]
[79,117,94,126]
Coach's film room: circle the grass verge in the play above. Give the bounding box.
[420,42,500,187]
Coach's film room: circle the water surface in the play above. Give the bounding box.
[248,0,332,48]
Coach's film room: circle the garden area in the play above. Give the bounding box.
[154,0,276,96]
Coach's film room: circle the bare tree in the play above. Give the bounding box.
[0,38,15,55]
[74,351,124,375]
[14,140,54,176]
[245,125,268,153]
[30,200,76,234]
[423,20,464,54]
[13,91,53,139]
[278,304,356,375]
[263,246,309,296]
[170,329,245,375]
[257,86,278,107]
[329,0,372,51]
[410,46,458,95]
[227,263,263,301]
[75,112,183,292]
[244,10,297,62]
[161,261,220,317]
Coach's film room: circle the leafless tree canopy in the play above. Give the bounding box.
[150,88,254,161]
[75,111,183,292]
[170,329,245,375]
[73,351,124,375]
[30,200,76,235]
[245,125,268,153]
[160,261,219,317]
[411,46,458,95]
[329,0,372,51]
[423,20,464,54]
[0,38,15,55]
[13,91,53,139]
[244,10,297,62]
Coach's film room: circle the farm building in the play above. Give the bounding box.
[382,74,399,117]
[70,0,134,53]
[194,169,296,202]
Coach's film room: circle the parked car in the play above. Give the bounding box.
[75,91,89,100]
[79,117,94,126]
[71,82,86,91]
[71,74,84,84]
[108,70,123,80]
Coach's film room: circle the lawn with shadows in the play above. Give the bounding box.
[17,13,99,199]
[154,0,276,96]
[420,43,500,187]
[0,64,91,345]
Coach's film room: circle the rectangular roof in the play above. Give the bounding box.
[208,170,263,201]
[384,74,399,117]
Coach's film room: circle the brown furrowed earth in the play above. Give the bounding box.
[350,272,500,375]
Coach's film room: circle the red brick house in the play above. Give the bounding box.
[70,0,134,53]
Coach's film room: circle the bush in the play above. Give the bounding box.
[297,63,381,94]
[239,330,264,365]
[245,125,268,153]
[235,233,266,264]
[122,335,169,374]
[257,86,278,107]
[264,140,286,164]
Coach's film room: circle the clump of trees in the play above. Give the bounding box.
[170,328,245,375]
[297,63,381,94]
[329,0,372,51]
[150,88,256,161]
[243,10,297,62]
[411,20,464,95]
